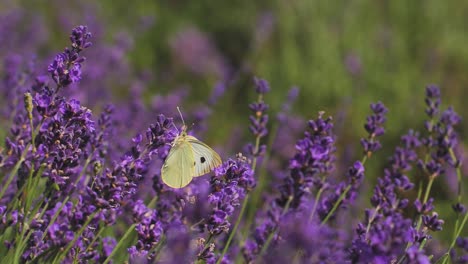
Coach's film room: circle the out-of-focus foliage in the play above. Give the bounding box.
[6,0,467,137]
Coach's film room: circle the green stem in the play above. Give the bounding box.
[308,187,325,223]
[321,185,352,225]
[216,194,249,264]
[259,196,293,256]
[147,195,159,208]
[441,212,468,264]
[53,211,99,264]
[448,148,462,204]
[217,93,265,263]
[41,196,71,240]
[103,224,136,264]
[364,205,380,239]
[242,121,280,238]
[413,177,435,234]
[152,234,167,261]
[84,226,106,254]
[41,152,94,242]
[0,145,29,201]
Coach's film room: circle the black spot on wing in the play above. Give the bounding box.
[201,157,206,163]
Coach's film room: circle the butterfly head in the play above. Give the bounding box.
[180,124,188,136]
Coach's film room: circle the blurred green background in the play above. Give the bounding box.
[10,0,467,130]
[2,0,467,240]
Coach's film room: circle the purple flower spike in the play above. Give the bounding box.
[254,77,270,94]
[48,26,92,87]
[456,237,468,251]
[245,77,270,158]
[70,25,92,51]
[277,111,335,209]
[204,155,255,235]
[406,246,430,264]
[425,85,441,119]
[127,200,163,261]
[197,155,255,262]
[422,212,444,231]
[361,102,388,156]
[452,203,467,214]
[414,198,435,215]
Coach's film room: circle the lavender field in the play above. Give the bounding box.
[0,1,467,263]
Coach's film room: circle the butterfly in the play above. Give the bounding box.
[161,110,222,188]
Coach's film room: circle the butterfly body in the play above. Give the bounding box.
[161,126,222,188]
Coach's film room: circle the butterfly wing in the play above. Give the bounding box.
[161,138,195,188]
[187,135,222,177]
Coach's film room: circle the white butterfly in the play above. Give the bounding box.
[161,115,222,188]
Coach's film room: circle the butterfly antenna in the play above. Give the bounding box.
[171,122,179,134]
[177,106,186,127]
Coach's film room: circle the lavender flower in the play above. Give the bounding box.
[245,77,270,159]
[316,161,365,222]
[351,129,420,261]
[243,112,337,262]
[128,200,164,261]
[277,111,335,209]
[87,114,176,210]
[48,25,91,87]
[204,155,255,235]
[197,155,255,261]
[450,237,468,264]
[262,213,347,263]
[361,102,388,157]
[422,212,444,231]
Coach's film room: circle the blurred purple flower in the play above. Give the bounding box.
[262,213,347,263]
[128,200,163,261]
[422,212,444,231]
[361,102,388,156]
[317,161,365,222]
[169,26,229,80]
[277,111,335,209]
[406,245,430,264]
[351,128,421,261]
[254,11,275,47]
[344,53,363,77]
[424,84,441,120]
[245,77,270,158]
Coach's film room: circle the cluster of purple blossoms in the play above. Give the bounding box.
[127,200,164,261]
[316,160,365,222]
[451,237,468,263]
[277,111,336,209]
[317,103,388,222]
[361,101,388,157]
[48,25,92,87]
[349,86,464,263]
[420,85,461,170]
[350,130,420,261]
[244,101,391,263]
[0,25,186,263]
[245,77,270,159]
[87,114,177,211]
[197,155,255,262]
[243,111,337,262]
